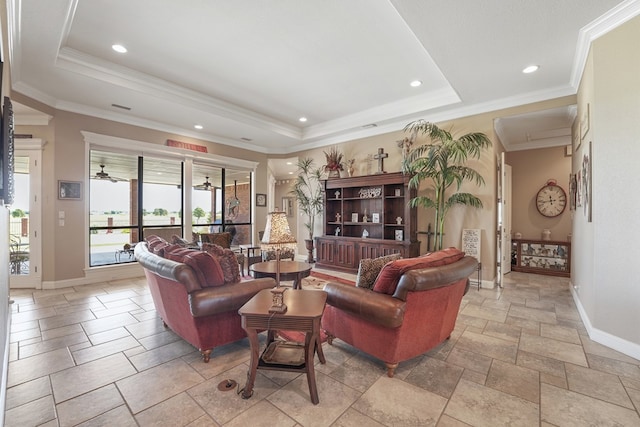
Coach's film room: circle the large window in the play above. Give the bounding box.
[89,149,253,266]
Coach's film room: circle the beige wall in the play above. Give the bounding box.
[287,97,575,283]
[11,98,271,283]
[506,146,572,242]
[572,15,640,355]
[12,82,577,287]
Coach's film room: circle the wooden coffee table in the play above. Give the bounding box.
[239,288,327,404]
[250,261,312,289]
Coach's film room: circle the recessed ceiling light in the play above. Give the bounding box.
[410,80,422,87]
[522,65,539,74]
[194,124,203,130]
[286,162,292,165]
[112,44,127,53]
[299,117,307,122]
[288,171,293,175]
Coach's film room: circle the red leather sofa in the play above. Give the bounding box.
[321,248,477,377]
[135,237,275,362]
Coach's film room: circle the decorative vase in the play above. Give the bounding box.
[541,229,551,241]
[328,170,340,179]
[348,166,354,177]
[304,239,315,263]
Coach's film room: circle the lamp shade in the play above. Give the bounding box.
[261,211,297,251]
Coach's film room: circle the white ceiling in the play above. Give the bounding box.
[7,0,638,175]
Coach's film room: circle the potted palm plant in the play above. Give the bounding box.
[402,120,492,251]
[290,157,324,262]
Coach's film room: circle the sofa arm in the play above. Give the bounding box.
[189,277,276,317]
[323,282,405,328]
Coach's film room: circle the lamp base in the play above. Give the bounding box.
[268,304,287,314]
[268,287,287,314]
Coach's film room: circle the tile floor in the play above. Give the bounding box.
[5,270,640,426]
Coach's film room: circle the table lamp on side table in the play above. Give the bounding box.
[261,210,297,313]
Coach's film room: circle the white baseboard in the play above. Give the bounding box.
[43,263,144,289]
[571,285,640,361]
[0,305,11,427]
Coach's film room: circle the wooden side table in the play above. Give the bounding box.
[238,288,327,404]
[249,261,312,289]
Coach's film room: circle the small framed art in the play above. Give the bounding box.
[395,230,403,241]
[256,193,267,207]
[371,213,380,223]
[58,181,82,200]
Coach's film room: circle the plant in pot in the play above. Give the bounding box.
[290,157,324,263]
[402,120,492,251]
[323,146,344,178]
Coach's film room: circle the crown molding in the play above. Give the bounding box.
[570,0,640,89]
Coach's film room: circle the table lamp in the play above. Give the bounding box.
[261,210,297,313]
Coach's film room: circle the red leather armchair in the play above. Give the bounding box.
[321,250,477,377]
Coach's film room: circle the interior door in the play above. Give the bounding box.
[496,152,512,287]
[10,142,43,289]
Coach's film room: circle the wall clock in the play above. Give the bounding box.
[536,179,567,217]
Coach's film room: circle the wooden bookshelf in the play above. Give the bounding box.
[315,172,419,272]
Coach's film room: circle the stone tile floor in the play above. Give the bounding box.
[5,270,640,426]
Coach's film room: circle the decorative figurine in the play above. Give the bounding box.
[336,212,341,222]
[335,227,340,236]
[396,216,402,224]
[362,209,368,222]
[362,229,369,238]
[335,190,340,199]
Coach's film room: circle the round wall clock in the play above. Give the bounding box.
[536,179,567,217]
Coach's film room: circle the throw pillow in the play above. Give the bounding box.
[170,234,191,246]
[164,246,196,262]
[356,253,402,290]
[202,243,241,284]
[373,247,465,295]
[183,251,225,287]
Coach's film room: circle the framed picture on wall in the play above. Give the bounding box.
[282,197,293,217]
[256,193,267,207]
[59,180,82,200]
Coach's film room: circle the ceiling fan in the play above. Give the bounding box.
[92,164,127,183]
[194,176,213,190]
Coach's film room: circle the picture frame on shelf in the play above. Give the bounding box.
[351,212,358,222]
[371,213,380,223]
[58,180,82,200]
[395,230,403,241]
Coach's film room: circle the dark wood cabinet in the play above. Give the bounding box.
[511,238,571,277]
[315,172,419,273]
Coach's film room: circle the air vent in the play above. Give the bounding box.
[240,137,253,142]
[362,123,377,129]
[111,103,131,111]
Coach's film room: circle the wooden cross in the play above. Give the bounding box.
[373,148,388,174]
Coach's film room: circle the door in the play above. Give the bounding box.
[10,141,43,289]
[496,152,512,287]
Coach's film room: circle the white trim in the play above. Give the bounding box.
[81,131,259,171]
[43,263,144,289]
[571,285,640,361]
[0,307,10,427]
[10,139,45,289]
[570,0,640,89]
